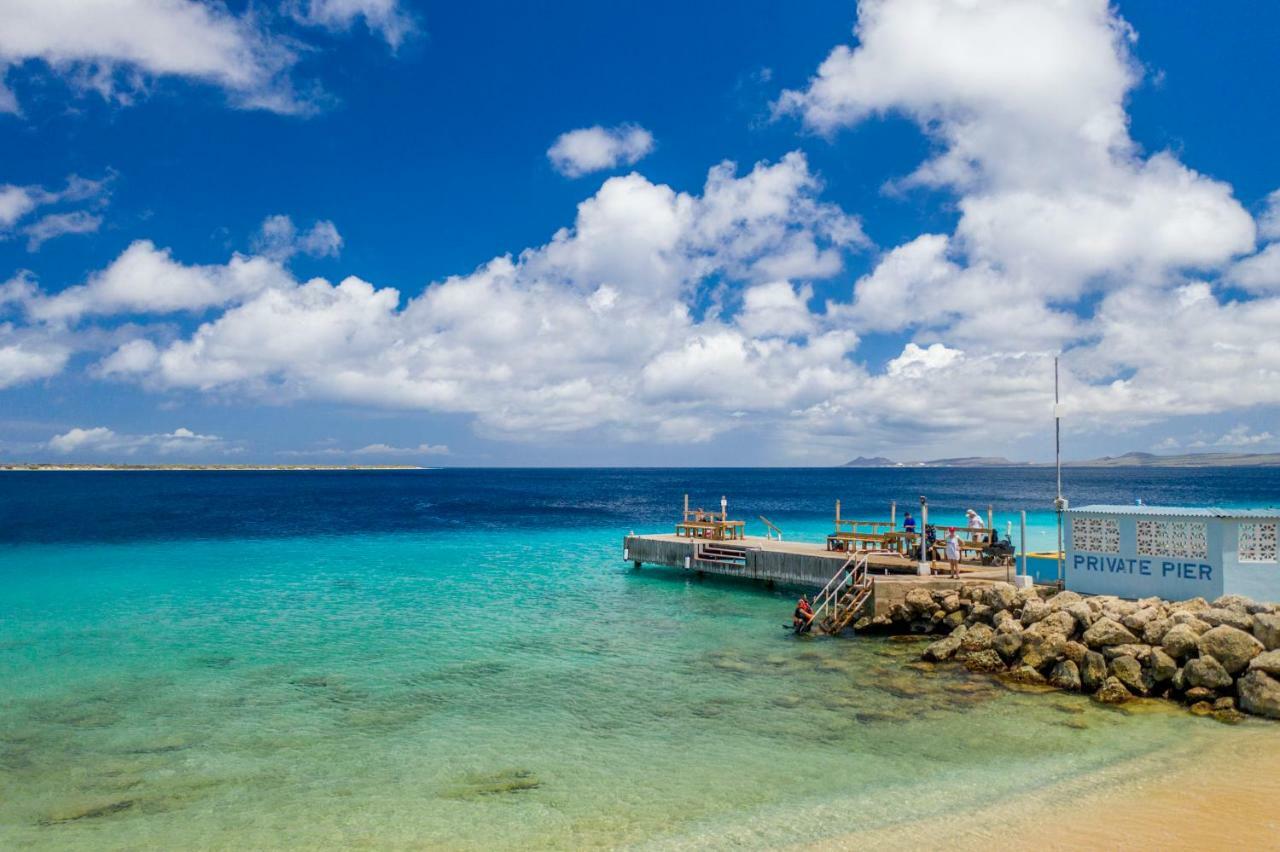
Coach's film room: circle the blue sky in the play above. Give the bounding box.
[2,0,1279,465]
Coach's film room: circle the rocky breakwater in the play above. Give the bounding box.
[894,584,1280,721]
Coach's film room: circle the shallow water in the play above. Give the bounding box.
[2,469,1279,848]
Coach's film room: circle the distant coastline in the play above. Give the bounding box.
[843,451,1280,469]
[0,464,426,471]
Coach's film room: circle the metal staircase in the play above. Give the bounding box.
[808,550,891,635]
[692,541,748,568]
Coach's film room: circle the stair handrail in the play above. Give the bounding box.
[809,549,896,631]
[758,515,783,540]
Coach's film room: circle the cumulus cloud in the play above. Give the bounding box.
[46,425,230,455]
[352,442,450,456]
[0,0,414,115]
[252,214,343,261]
[547,124,655,177]
[0,174,110,250]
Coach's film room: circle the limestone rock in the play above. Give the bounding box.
[922,628,965,662]
[1081,651,1108,691]
[1021,599,1048,626]
[1161,623,1201,659]
[1020,621,1068,670]
[1189,701,1214,717]
[1046,590,1083,612]
[905,588,936,616]
[1200,608,1254,632]
[1184,686,1215,703]
[1141,617,1172,646]
[1002,665,1047,685]
[1122,607,1160,632]
[1049,659,1082,691]
[1041,611,1077,637]
[1169,597,1210,614]
[1148,648,1178,683]
[1083,617,1139,648]
[1253,613,1280,651]
[1238,670,1280,719]
[1249,650,1280,677]
[1212,696,1236,711]
[941,594,962,614]
[1169,612,1212,634]
[1062,641,1088,666]
[992,631,1024,662]
[1184,655,1233,690]
[1102,643,1152,662]
[960,623,995,653]
[1197,625,1264,674]
[963,649,1005,673]
[1066,601,1095,630]
[1093,676,1132,704]
[1109,655,1148,695]
[944,611,965,629]
[989,582,1019,611]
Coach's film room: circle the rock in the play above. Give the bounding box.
[1189,701,1214,717]
[1213,709,1246,725]
[1212,696,1236,711]
[1081,651,1108,691]
[1141,617,1172,646]
[989,582,1019,611]
[922,634,963,662]
[1200,608,1254,632]
[963,649,1006,673]
[1002,665,1047,685]
[941,594,962,614]
[1197,625,1264,674]
[1093,676,1132,704]
[995,615,1024,635]
[968,603,994,623]
[1066,601,1095,630]
[1161,623,1201,659]
[1109,655,1148,695]
[1169,612,1212,634]
[960,623,996,653]
[1185,686,1215,703]
[1170,597,1210,614]
[1238,670,1280,719]
[889,603,912,622]
[992,631,1024,662]
[1184,656,1233,690]
[1049,660,1082,691]
[1253,613,1280,651]
[1021,599,1048,626]
[1083,617,1139,648]
[1148,648,1178,682]
[1062,641,1088,666]
[1213,594,1256,611]
[1171,666,1186,692]
[1123,607,1160,632]
[1101,643,1152,662]
[905,588,937,616]
[1041,611,1077,636]
[1046,590,1083,611]
[944,611,965,629]
[1249,650,1280,676]
[1020,621,1068,670]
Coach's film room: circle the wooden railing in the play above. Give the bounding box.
[758,515,783,540]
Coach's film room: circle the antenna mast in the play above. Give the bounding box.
[1054,356,1066,587]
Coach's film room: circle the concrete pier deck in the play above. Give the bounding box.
[623,533,1014,617]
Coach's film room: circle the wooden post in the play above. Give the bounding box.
[890,500,896,529]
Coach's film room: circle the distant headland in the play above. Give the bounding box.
[0,464,426,471]
[843,451,1280,469]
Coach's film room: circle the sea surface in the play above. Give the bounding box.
[2,467,1279,849]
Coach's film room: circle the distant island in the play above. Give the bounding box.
[0,464,426,471]
[843,451,1280,468]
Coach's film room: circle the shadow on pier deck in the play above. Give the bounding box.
[623,533,1014,619]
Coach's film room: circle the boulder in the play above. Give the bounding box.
[1248,650,1280,677]
[1062,641,1088,666]
[1169,597,1210,614]
[1041,611,1077,636]
[1109,655,1148,695]
[1169,612,1212,634]
[1141,617,1172,646]
[1185,686,1215,703]
[1200,608,1254,632]
[1213,594,1255,611]
[1093,676,1132,704]
[905,588,936,616]
[1081,651,1108,691]
[968,603,994,623]
[944,611,966,629]
[1238,670,1280,719]
[993,610,1020,633]
[989,582,1019,611]
[1083,617,1139,648]
[1002,665,1047,685]
[1020,621,1068,670]
[1189,701,1214,717]
[941,594,962,614]
[922,626,966,662]
[1171,666,1186,692]
[1184,656,1233,690]
[992,631,1024,662]
[960,623,996,653]
[1102,643,1152,662]
[1148,648,1178,683]
[1021,599,1048,626]
[1122,607,1160,632]
[1212,696,1236,711]
[1049,659,1082,691]
[1046,590,1083,611]
[1161,623,1201,659]
[1253,613,1280,651]
[963,649,1006,673]
[1066,601,1095,630]
[1197,625,1264,674]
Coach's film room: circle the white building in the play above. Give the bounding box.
[1064,505,1280,603]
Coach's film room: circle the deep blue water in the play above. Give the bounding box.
[3,466,1277,544]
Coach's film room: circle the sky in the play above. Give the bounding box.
[1,0,1279,466]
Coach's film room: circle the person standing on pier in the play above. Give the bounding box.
[945,528,961,578]
[965,509,985,529]
[902,511,916,533]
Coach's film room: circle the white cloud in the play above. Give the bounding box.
[252,214,343,261]
[352,442,449,456]
[1258,189,1280,242]
[0,323,70,388]
[46,425,229,455]
[0,174,110,249]
[23,211,104,251]
[1213,425,1274,448]
[289,0,417,50]
[547,124,655,177]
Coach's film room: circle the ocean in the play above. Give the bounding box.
[2,467,1279,848]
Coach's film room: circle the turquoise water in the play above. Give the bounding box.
[3,470,1279,848]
